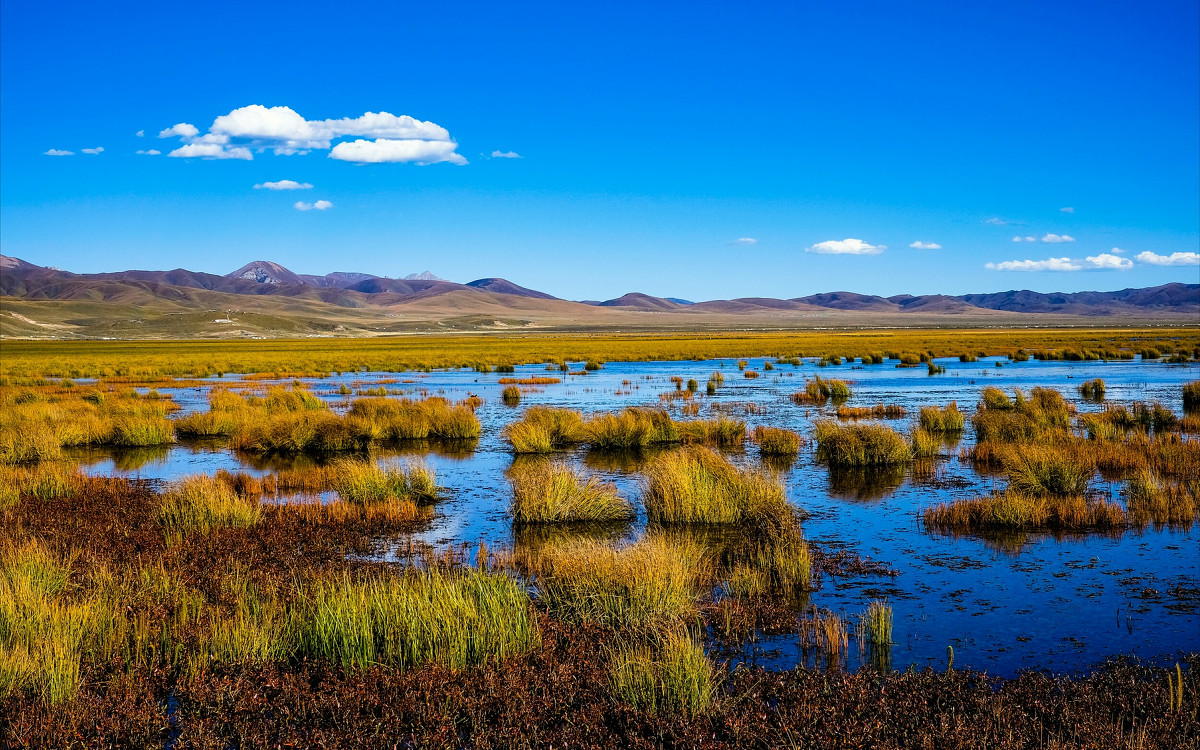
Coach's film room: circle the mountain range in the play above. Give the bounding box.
[1,255,1197,339]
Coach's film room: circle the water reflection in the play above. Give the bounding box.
[826,465,905,501]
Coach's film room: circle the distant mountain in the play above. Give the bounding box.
[404,271,445,281]
[466,278,558,300]
[226,260,305,286]
[597,293,685,310]
[2,255,1197,336]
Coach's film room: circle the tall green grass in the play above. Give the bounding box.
[608,632,714,715]
[289,569,539,672]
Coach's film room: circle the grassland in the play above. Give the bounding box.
[2,327,1198,379]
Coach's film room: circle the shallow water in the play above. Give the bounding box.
[75,356,1200,678]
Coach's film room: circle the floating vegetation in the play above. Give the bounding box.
[791,376,851,405]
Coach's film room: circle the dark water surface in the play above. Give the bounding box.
[76,356,1200,678]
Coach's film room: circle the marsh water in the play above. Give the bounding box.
[71,356,1200,678]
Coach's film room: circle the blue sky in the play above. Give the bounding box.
[2,1,1197,301]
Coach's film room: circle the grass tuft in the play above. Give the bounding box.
[509,461,634,523]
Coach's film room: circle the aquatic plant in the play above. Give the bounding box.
[504,406,588,453]
[924,492,1124,531]
[814,421,912,466]
[502,386,521,404]
[753,426,802,456]
[509,462,634,523]
[918,403,964,433]
[642,446,788,525]
[158,475,262,541]
[836,404,906,420]
[1078,378,1106,401]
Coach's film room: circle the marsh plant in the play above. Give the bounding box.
[509,461,634,523]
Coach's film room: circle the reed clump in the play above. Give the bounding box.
[791,376,852,405]
[608,632,714,715]
[509,462,634,523]
[836,404,907,420]
[753,426,803,456]
[158,475,262,541]
[504,406,588,453]
[924,492,1125,531]
[1078,379,1106,401]
[642,446,788,525]
[814,421,912,466]
[1125,470,1198,527]
[529,536,705,630]
[0,539,91,704]
[334,459,437,505]
[497,377,560,385]
[288,568,539,672]
[918,402,965,433]
[501,386,521,405]
[1185,381,1200,412]
[1003,444,1095,496]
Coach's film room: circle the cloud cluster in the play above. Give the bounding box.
[136,149,161,156]
[909,241,941,250]
[987,247,1194,271]
[160,105,465,164]
[81,147,104,155]
[491,150,521,159]
[1136,251,1200,266]
[986,257,1080,272]
[1012,234,1075,243]
[255,180,313,190]
[806,238,885,255]
[44,149,73,156]
[732,238,758,246]
[294,200,333,211]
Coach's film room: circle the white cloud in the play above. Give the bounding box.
[294,200,333,211]
[136,149,161,156]
[1108,247,1125,254]
[1012,236,1040,242]
[1085,253,1132,270]
[806,238,885,255]
[731,238,758,246]
[1041,233,1075,243]
[985,257,1081,272]
[909,241,941,250]
[984,217,1009,225]
[158,105,465,164]
[136,130,145,137]
[1059,207,1075,213]
[491,150,521,159]
[254,180,313,190]
[1135,251,1200,266]
[159,123,200,139]
[328,138,466,165]
[43,149,73,156]
[81,147,104,155]
[167,143,253,160]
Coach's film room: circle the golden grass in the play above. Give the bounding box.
[5,328,1197,380]
[918,402,965,433]
[814,421,912,466]
[501,386,521,404]
[528,536,706,630]
[836,404,906,420]
[497,377,561,385]
[752,426,803,456]
[1125,470,1198,527]
[158,475,262,542]
[1185,381,1200,411]
[504,406,588,453]
[791,376,851,405]
[642,446,788,525]
[924,492,1125,531]
[509,461,634,523]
